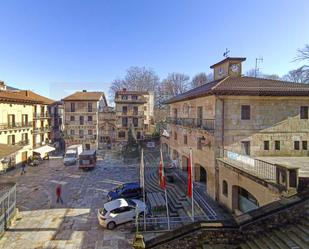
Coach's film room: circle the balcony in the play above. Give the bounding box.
[33,126,51,134]
[115,97,146,104]
[166,117,215,131]
[18,139,30,146]
[0,122,33,131]
[65,108,95,113]
[64,121,97,126]
[33,113,51,119]
[116,111,144,117]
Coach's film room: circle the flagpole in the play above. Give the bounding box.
[190,148,194,221]
[161,148,170,230]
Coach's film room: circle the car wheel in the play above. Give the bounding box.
[107,221,116,230]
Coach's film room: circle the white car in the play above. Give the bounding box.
[97,198,147,230]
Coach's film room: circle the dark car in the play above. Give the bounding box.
[107,182,142,201]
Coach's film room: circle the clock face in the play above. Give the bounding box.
[230,64,240,73]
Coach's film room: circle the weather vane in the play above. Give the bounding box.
[223,48,230,58]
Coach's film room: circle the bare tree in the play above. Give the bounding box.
[161,73,190,97]
[284,66,309,83]
[109,66,159,101]
[294,44,309,62]
[191,73,208,88]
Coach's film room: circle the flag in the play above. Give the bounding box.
[187,150,192,198]
[159,149,166,189]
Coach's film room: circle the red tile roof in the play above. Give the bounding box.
[62,91,105,102]
[0,91,42,104]
[165,76,309,104]
[18,90,55,105]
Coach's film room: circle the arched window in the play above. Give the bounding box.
[222,180,228,197]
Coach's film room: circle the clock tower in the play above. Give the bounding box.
[210,57,246,80]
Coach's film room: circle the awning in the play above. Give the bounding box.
[162,129,170,138]
[0,144,23,159]
[33,145,55,156]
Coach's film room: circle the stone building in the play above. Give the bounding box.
[162,57,309,214]
[115,89,154,141]
[50,101,65,151]
[62,91,107,150]
[0,90,39,171]
[98,106,116,148]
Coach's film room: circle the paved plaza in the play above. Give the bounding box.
[0,150,139,249]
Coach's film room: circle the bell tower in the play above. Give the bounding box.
[210,57,246,80]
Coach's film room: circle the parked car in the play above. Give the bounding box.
[97,198,148,229]
[107,182,142,201]
[63,144,83,166]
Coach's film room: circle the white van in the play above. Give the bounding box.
[63,144,83,166]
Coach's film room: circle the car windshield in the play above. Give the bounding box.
[126,199,136,207]
[65,153,76,158]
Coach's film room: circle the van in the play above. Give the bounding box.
[107,182,142,201]
[63,144,83,166]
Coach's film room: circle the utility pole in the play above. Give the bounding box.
[254,57,263,77]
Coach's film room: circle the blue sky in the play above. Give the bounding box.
[0,0,308,102]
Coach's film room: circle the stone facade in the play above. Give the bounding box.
[162,57,309,214]
[115,90,154,141]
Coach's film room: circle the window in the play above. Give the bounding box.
[88,103,93,112]
[70,103,75,112]
[241,105,251,120]
[133,106,138,115]
[22,114,28,126]
[118,131,125,138]
[8,114,15,127]
[222,180,228,197]
[144,106,147,111]
[275,140,281,150]
[294,141,300,150]
[79,116,84,125]
[79,130,84,138]
[174,132,177,140]
[197,137,202,150]
[184,135,187,145]
[22,133,28,142]
[122,117,128,127]
[133,118,138,127]
[88,130,93,135]
[132,95,138,100]
[7,135,15,145]
[302,141,308,150]
[300,106,308,119]
[70,130,75,135]
[88,116,93,122]
[122,95,128,100]
[70,116,75,121]
[263,141,269,150]
[241,141,250,156]
[122,106,128,114]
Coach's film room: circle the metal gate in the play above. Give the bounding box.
[0,183,16,235]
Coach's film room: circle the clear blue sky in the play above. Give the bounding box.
[0,0,308,102]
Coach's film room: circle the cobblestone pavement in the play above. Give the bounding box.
[0,150,139,249]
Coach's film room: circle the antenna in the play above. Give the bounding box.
[223,48,230,58]
[254,57,263,77]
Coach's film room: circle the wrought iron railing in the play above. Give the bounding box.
[222,149,276,181]
[0,122,33,130]
[0,183,16,235]
[166,117,215,131]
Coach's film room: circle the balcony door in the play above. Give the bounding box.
[122,106,128,115]
[80,116,84,125]
[8,114,15,127]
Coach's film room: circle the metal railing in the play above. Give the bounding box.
[33,126,51,134]
[135,215,211,232]
[116,111,144,116]
[0,122,33,130]
[33,113,51,119]
[0,183,16,235]
[166,117,215,131]
[222,149,276,181]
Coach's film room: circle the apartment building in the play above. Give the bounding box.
[98,106,116,148]
[62,91,107,150]
[50,101,64,151]
[0,90,38,171]
[162,57,309,214]
[18,90,54,150]
[115,89,154,141]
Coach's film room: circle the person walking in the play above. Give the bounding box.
[20,162,26,175]
[56,184,64,204]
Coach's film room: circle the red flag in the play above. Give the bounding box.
[159,150,166,189]
[187,151,192,197]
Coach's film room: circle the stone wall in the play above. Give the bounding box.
[145,191,309,249]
